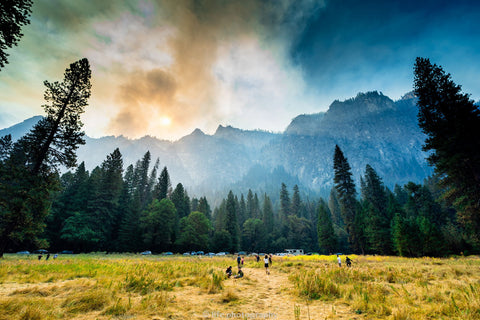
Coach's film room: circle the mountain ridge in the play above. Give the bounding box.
[0,91,432,202]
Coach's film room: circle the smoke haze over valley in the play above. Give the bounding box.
[1,91,433,203]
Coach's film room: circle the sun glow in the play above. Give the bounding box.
[160,116,171,126]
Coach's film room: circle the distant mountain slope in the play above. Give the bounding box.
[0,91,433,201]
[276,91,431,193]
[0,116,42,140]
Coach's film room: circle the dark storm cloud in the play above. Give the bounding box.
[292,0,480,99]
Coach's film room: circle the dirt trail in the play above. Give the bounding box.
[222,266,353,320]
[176,265,356,320]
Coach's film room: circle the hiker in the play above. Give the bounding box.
[237,254,241,267]
[268,254,272,266]
[264,254,270,275]
[256,254,260,263]
[241,256,244,266]
[53,254,58,259]
[226,266,233,278]
[337,255,341,267]
[346,256,352,267]
[234,267,244,279]
[38,254,42,261]
[46,253,50,260]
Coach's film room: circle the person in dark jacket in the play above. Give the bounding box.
[226,266,233,278]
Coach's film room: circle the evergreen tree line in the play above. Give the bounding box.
[323,145,471,257]
[0,58,92,257]
[41,144,472,257]
[43,148,319,254]
[1,55,478,257]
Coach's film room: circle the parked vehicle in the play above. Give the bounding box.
[162,252,173,255]
[60,250,74,254]
[16,251,30,254]
[140,251,152,255]
[33,249,48,254]
[196,251,204,255]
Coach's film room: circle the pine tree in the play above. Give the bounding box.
[132,151,152,210]
[214,200,227,231]
[191,198,199,212]
[242,218,265,252]
[414,57,480,246]
[328,188,343,227]
[262,193,274,234]
[317,199,337,254]
[171,183,190,219]
[361,164,392,254]
[118,152,153,252]
[94,148,124,251]
[0,0,33,69]
[286,215,312,250]
[0,59,91,257]
[333,145,359,252]
[211,229,232,253]
[238,194,247,226]
[253,193,260,220]
[116,164,135,252]
[24,58,92,174]
[246,190,254,220]
[140,199,177,252]
[225,191,239,252]
[147,158,159,201]
[262,193,275,251]
[291,185,302,217]
[197,197,212,220]
[279,183,290,235]
[154,166,171,200]
[405,182,445,256]
[46,163,90,250]
[59,166,103,252]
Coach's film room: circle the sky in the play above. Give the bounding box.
[0,0,479,141]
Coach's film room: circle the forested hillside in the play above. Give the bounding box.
[2,91,433,204]
[2,76,478,256]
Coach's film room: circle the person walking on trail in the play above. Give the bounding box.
[337,254,341,267]
[268,254,272,266]
[264,254,270,275]
[256,254,260,263]
[237,254,241,267]
[241,256,244,266]
[346,256,352,267]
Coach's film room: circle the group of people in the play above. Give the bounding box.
[337,254,353,267]
[38,253,57,260]
[226,254,273,279]
[226,254,353,279]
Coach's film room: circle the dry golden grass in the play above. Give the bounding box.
[287,255,480,319]
[0,253,479,319]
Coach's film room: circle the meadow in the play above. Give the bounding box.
[0,254,479,319]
